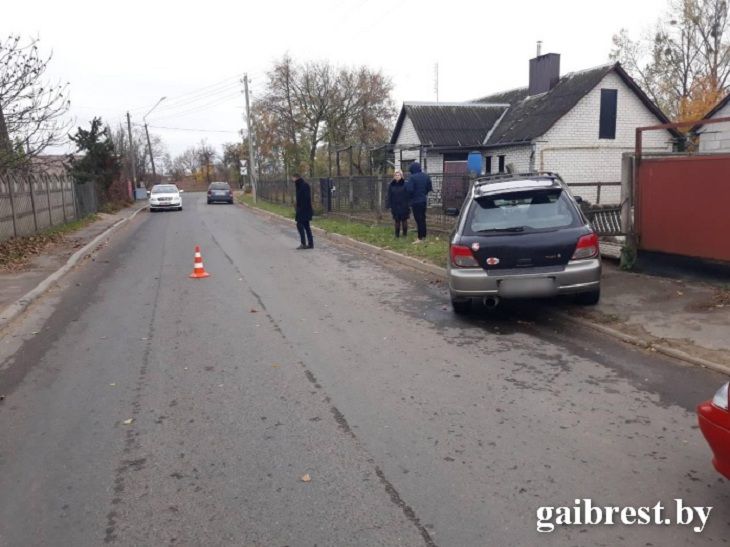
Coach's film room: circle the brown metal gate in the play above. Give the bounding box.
[636,154,730,262]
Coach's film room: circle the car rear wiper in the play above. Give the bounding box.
[477,226,525,233]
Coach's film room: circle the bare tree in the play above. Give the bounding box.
[196,140,216,184]
[611,0,730,121]
[0,35,70,169]
[256,56,395,175]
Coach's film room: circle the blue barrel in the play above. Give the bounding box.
[467,151,482,175]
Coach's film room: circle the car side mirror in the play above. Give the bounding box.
[146,190,151,196]
[179,189,185,193]
[444,207,460,217]
[574,196,584,204]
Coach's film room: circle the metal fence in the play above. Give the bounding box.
[0,170,98,242]
[256,173,623,235]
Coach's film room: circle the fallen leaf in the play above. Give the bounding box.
[271,364,280,368]
[676,291,684,296]
[301,473,311,482]
[123,419,133,425]
[250,309,258,313]
[109,383,116,387]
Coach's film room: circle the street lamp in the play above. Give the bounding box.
[143,96,166,184]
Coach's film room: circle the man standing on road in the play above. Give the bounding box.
[293,173,314,249]
[405,162,432,243]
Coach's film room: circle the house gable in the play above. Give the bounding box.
[478,63,679,146]
[697,99,730,153]
[540,71,675,150]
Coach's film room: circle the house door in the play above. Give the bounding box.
[442,161,469,209]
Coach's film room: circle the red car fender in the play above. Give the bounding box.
[697,401,730,480]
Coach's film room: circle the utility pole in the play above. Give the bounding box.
[142,96,166,186]
[434,62,439,103]
[243,74,257,203]
[126,112,137,189]
[144,123,156,184]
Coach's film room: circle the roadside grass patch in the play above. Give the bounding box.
[0,214,99,271]
[240,195,448,266]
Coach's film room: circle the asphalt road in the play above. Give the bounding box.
[0,193,728,546]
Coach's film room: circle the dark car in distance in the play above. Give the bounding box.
[446,172,601,314]
[207,182,234,204]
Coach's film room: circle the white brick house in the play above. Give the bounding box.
[391,53,679,204]
[695,95,730,153]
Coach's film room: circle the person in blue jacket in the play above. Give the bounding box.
[405,162,433,243]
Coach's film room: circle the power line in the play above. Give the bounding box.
[143,124,241,134]
[150,81,241,115]
[147,91,242,121]
[127,73,244,113]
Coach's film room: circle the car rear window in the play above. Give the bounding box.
[464,189,579,235]
[210,183,230,190]
[151,185,178,194]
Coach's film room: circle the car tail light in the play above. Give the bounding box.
[571,232,599,260]
[450,244,479,268]
[712,383,729,410]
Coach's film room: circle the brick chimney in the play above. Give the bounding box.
[529,52,560,96]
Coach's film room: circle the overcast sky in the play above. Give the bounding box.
[7,0,668,158]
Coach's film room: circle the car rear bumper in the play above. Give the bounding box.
[697,402,730,479]
[448,258,601,298]
[207,197,233,202]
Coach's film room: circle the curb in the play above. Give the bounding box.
[241,200,730,376]
[0,205,147,330]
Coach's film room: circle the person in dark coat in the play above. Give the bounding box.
[292,173,313,249]
[404,162,433,242]
[386,169,410,237]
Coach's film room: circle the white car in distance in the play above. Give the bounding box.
[148,184,183,212]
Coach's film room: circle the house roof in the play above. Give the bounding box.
[390,62,681,147]
[389,102,509,146]
[476,63,680,145]
[701,93,730,120]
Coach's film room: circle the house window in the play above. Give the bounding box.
[498,155,505,173]
[599,89,618,139]
[485,156,492,174]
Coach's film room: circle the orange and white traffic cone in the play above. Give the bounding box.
[189,245,210,278]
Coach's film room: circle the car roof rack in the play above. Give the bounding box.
[474,171,562,186]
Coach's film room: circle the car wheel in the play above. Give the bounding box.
[207,200,211,204]
[575,289,600,305]
[178,206,183,211]
[451,297,471,315]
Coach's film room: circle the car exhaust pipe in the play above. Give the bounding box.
[483,296,500,309]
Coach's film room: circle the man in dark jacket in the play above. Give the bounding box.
[404,162,433,242]
[292,173,314,249]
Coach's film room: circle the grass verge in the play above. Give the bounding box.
[239,194,448,266]
[0,214,100,271]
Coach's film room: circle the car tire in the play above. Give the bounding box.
[178,206,183,211]
[575,289,600,305]
[451,297,471,315]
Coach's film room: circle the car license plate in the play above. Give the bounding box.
[498,277,556,298]
[215,191,226,195]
